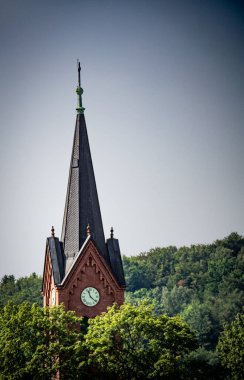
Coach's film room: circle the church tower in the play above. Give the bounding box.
[42,63,125,317]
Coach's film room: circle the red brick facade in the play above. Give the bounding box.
[43,239,125,317]
[42,245,56,308]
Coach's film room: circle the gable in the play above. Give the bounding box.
[59,239,121,293]
[55,239,124,317]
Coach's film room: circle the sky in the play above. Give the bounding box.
[0,0,243,279]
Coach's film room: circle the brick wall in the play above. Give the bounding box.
[53,240,125,318]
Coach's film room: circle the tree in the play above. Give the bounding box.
[181,301,217,348]
[0,275,16,307]
[215,232,244,256]
[182,347,225,380]
[126,287,166,314]
[123,256,153,291]
[85,302,197,380]
[0,273,42,307]
[217,311,244,380]
[162,285,194,316]
[0,302,86,379]
[123,233,244,351]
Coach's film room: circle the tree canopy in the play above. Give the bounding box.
[217,310,244,380]
[0,232,243,379]
[85,302,197,379]
[0,302,85,379]
[0,301,202,380]
[0,273,42,308]
[124,233,244,349]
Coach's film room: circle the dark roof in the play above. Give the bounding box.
[45,87,126,288]
[47,237,65,285]
[106,238,126,287]
[61,113,110,273]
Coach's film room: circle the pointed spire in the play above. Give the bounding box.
[76,60,85,114]
[61,72,109,273]
[51,226,55,237]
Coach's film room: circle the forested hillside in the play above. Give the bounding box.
[0,233,243,379]
[124,232,244,348]
[0,273,42,307]
[0,233,243,347]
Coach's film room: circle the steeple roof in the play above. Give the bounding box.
[61,112,110,274]
[44,62,125,288]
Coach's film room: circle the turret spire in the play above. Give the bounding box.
[76,60,85,114]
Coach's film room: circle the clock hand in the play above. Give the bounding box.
[87,290,96,302]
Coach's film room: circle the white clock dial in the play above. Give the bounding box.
[81,287,100,307]
[51,288,56,306]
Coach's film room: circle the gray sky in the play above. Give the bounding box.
[0,0,243,279]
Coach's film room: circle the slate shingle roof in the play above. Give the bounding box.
[47,237,65,285]
[61,113,109,269]
[58,112,125,287]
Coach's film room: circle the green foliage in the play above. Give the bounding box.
[181,301,217,348]
[217,311,244,380]
[124,233,244,349]
[162,285,195,315]
[0,273,42,307]
[123,256,153,291]
[85,302,197,379]
[0,232,243,378]
[0,301,218,380]
[182,347,225,380]
[0,302,86,379]
[215,232,244,256]
[125,287,165,314]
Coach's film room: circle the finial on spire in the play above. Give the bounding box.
[77,59,81,87]
[110,227,114,239]
[76,59,85,114]
[86,223,91,237]
[51,226,55,237]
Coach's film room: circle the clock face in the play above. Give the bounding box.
[81,287,100,307]
[51,288,56,306]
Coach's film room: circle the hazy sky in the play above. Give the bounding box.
[0,0,243,279]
